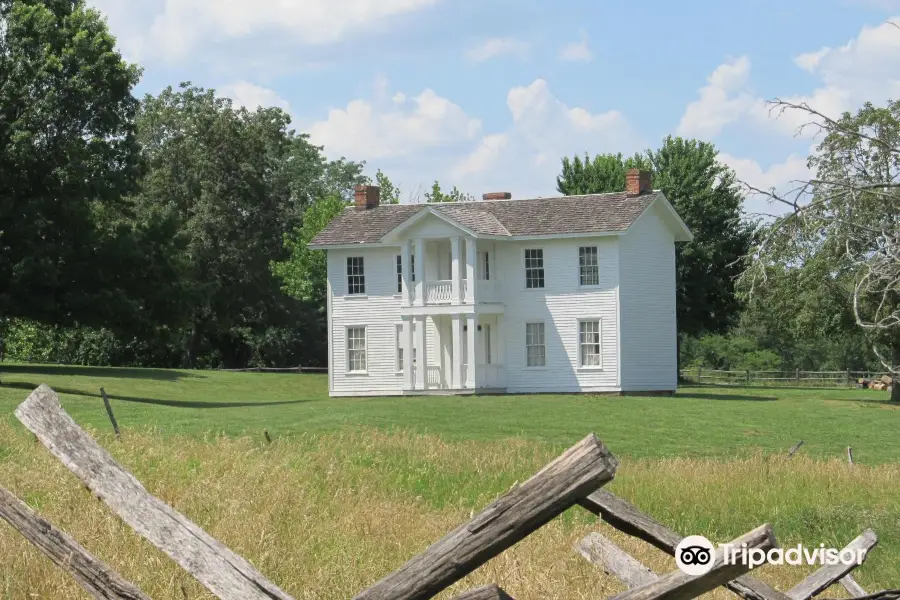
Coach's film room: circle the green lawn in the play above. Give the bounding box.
[1,362,898,462]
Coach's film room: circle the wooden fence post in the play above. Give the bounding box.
[746,369,751,384]
[579,490,791,600]
[697,366,702,382]
[796,368,801,383]
[607,524,777,600]
[0,487,151,600]
[787,441,804,458]
[99,387,120,439]
[785,530,877,600]
[847,369,851,387]
[353,433,618,600]
[15,385,295,600]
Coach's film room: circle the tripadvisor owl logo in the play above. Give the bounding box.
[675,535,716,576]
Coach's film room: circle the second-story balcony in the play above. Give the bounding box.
[419,278,503,306]
[398,233,504,309]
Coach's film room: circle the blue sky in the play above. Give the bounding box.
[90,0,900,215]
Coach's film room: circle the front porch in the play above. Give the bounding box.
[401,313,506,393]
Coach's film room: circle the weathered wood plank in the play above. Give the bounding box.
[448,584,516,599]
[608,524,777,600]
[579,490,791,600]
[841,574,868,597]
[786,530,878,600]
[354,433,618,600]
[0,486,151,600]
[15,384,295,600]
[575,532,657,588]
[787,441,804,458]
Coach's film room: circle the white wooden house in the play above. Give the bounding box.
[309,169,693,396]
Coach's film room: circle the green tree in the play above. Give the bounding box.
[376,169,402,204]
[556,152,649,195]
[271,194,347,308]
[425,180,475,203]
[556,137,755,372]
[743,99,900,400]
[133,83,358,368]
[0,0,149,327]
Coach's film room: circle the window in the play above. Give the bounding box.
[347,327,367,372]
[579,246,599,286]
[524,249,544,288]
[347,257,365,295]
[396,254,415,293]
[478,251,490,280]
[579,320,602,368]
[525,322,545,367]
[484,324,492,365]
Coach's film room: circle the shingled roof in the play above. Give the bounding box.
[309,191,663,246]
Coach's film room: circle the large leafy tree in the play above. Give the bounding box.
[134,83,365,367]
[0,0,154,328]
[556,137,755,370]
[742,99,900,401]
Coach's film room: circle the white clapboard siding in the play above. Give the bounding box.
[498,238,620,393]
[618,204,678,391]
[328,248,405,396]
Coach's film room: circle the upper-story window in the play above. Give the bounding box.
[477,251,491,280]
[579,246,599,286]
[347,257,365,295]
[396,254,415,293]
[524,249,544,289]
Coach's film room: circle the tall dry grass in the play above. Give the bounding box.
[1,422,897,599]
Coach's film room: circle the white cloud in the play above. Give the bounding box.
[794,47,830,72]
[676,56,754,138]
[466,37,529,63]
[559,29,593,63]
[219,81,291,112]
[678,19,900,142]
[88,0,441,62]
[719,153,812,217]
[451,79,638,198]
[307,79,481,160]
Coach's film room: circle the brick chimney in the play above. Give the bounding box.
[482,192,512,201]
[354,185,380,210]
[625,169,652,196]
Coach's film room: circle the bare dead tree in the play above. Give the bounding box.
[738,94,900,396]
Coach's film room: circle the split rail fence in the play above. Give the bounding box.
[680,369,893,388]
[0,384,895,600]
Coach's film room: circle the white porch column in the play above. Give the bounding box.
[451,314,462,388]
[465,314,476,388]
[403,316,414,390]
[401,240,412,306]
[415,315,427,389]
[465,237,476,303]
[497,314,505,366]
[450,236,461,304]
[414,238,425,306]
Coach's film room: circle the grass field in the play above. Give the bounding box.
[1,363,899,599]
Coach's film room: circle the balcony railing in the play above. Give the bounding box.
[475,280,502,303]
[424,280,452,304]
[426,365,444,388]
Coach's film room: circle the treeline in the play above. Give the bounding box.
[0,1,365,368]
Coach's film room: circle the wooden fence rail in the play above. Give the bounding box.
[681,368,893,388]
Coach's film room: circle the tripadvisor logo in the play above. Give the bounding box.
[676,536,716,576]
[676,535,869,575]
